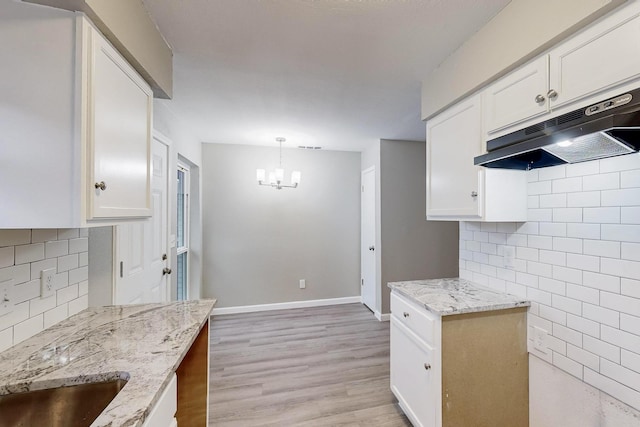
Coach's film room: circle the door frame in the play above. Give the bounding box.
[361,165,377,313]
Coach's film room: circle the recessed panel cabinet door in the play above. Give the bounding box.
[549,7,640,110]
[483,55,549,134]
[426,94,483,218]
[90,33,152,219]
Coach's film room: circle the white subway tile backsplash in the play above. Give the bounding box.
[552,237,583,254]
[583,303,619,328]
[567,191,601,208]
[583,172,619,191]
[0,230,31,247]
[621,207,640,224]
[621,170,640,188]
[601,258,640,280]
[566,161,599,177]
[583,207,620,224]
[602,326,640,355]
[601,224,640,243]
[567,344,599,372]
[567,314,599,338]
[540,194,567,208]
[14,243,44,265]
[480,242,497,255]
[0,247,14,269]
[583,336,620,363]
[600,153,640,173]
[600,292,640,317]
[31,229,57,244]
[460,158,640,409]
[0,228,89,351]
[621,278,640,299]
[582,271,620,293]
[529,181,552,195]
[553,352,583,379]
[566,253,600,272]
[601,189,640,207]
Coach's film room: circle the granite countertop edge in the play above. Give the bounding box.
[0,298,217,427]
[388,278,530,316]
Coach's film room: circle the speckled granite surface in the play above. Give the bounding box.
[0,299,216,426]
[388,278,529,316]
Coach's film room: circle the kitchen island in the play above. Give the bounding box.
[388,278,530,427]
[0,299,216,426]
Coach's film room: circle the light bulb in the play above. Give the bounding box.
[275,168,284,182]
[556,140,573,148]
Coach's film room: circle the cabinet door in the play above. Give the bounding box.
[390,317,437,427]
[426,94,482,218]
[549,5,640,110]
[483,55,549,134]
[89,30,152,219]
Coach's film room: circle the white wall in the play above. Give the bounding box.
[0,229,89,352]
[459,153,640,422]
[201,143,361,308]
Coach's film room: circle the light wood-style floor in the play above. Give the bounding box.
[209,303,411,426]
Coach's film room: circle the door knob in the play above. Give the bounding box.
[369,246,375,251]
[162,254,168,261]
[471,191,478,198]
[94,181,107,191]
[163,267,172,275]
[424,363,432,371]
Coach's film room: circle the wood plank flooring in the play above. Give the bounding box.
[209,303,411,426]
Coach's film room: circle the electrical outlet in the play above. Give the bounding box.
[299,279,306,289]
[533,326,548,354]
[40,268,56,298]
[0,279,14,317]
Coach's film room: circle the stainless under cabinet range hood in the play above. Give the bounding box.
[474,89,640,170]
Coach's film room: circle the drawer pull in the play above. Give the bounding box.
[403,312,410,318]
[424,363,431,371]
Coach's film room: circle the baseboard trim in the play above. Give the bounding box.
[211,296,362,315]
[375,311,391,322]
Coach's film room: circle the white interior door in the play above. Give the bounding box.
[361,167,376,312]
[115,136,169,304]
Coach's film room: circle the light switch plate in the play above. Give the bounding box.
[503,246,516,269]
[0,279,15,317]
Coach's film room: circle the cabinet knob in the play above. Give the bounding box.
[424,363,431,371]
[534,94,546,104]
[547,89,558,101]
[403,312,410,318]
[94,181,107,191]
[163,267,172,275]
[471,191,478,198]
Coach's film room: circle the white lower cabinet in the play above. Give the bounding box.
[390,291,529,427]
[143,374,178,427]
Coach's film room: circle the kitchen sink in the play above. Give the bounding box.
[0,379,127,427]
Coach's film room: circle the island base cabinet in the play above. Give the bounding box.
[390,291,529,427]
[390,317,437,427]
[176,320,210,426]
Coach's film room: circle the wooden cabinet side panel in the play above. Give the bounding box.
[176,320,209,426]
[441,308,529,427]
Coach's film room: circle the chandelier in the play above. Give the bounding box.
[256,137,301,190]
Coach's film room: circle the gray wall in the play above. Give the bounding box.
[379,140,459,313]
[202,143,361,308]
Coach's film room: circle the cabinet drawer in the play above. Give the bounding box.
[391,292,436,346]
[142,374,177,427]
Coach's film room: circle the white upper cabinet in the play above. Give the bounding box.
[549,3,640,110]
[483,56,549,134]
[484,1,640,138]
[426,95,527,222]
[0,13,151,228]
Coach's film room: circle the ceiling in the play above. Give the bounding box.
[143,0,511,152]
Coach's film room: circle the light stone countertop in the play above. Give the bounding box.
[388,278,529,316]
[0,299,216,426]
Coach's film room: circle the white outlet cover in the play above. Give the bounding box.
[533,326,548,354]
[503,246,516,269]
[40,268,56,299]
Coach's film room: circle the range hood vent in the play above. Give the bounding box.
[475,89,640,170]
